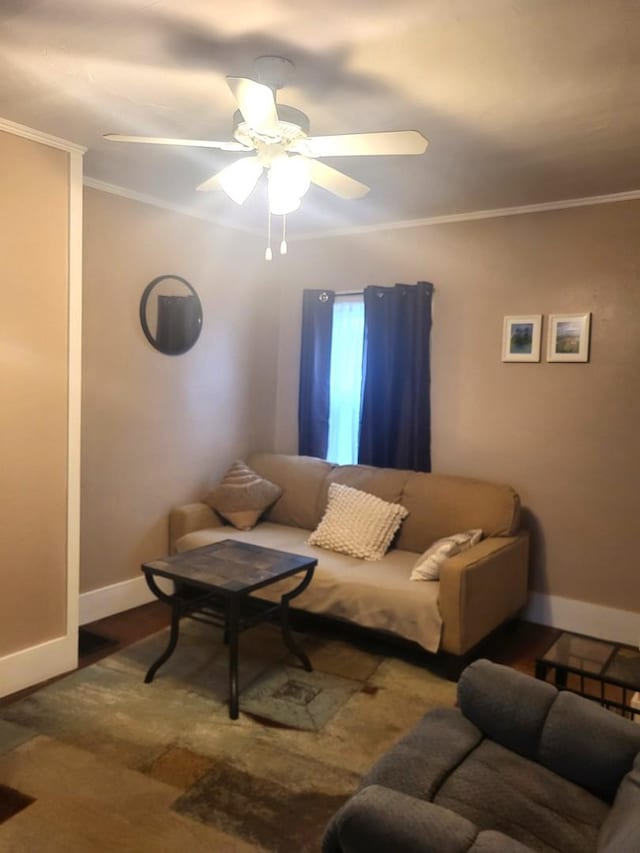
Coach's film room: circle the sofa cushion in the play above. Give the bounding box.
[397,472,520,553]
[411,529,483,581]
[203,460,282,530]
[309,483,408,561]
[537,690,640,803]
[361,708,483,800]
[458,660,558,761]
[434,739,608,853]
[247,452,333,530]
[597,753,640,852]
[176,522,444,653]
[321,464,411,514]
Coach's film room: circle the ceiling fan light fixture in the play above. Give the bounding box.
[218,157,263,204]
[267,154,310,214]
[268,191,301,216]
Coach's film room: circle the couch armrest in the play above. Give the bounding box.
[168,502,222,554]
[322,786,533,853]
[323,785,477,853]
[439,533,529,655]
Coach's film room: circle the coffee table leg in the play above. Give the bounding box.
[278,566,315,672]
[145,599,181,683]
[280,596,312,672]
[227,597,240,720]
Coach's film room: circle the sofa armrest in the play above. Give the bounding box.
[323,785,477,853]
[169,502,222,554]
[439,533,529,655]
[322,786,533,853]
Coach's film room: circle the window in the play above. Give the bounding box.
[326,295,365,465]
[299,283,432,471]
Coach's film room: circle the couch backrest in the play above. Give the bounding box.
[247,452,520,553]
[247,452,333,530]
[396,472,520,553]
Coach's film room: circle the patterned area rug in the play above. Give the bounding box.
[0,620,456,852]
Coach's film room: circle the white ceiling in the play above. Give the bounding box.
[1,0,639,235]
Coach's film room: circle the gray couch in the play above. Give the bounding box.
[323,660,640,853]
[170,453,529,657]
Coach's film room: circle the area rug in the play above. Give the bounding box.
[0,620,456,852]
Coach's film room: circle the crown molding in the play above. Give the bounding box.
[292,189,640,241]
[83,176,259,234]
[0,116,86,154]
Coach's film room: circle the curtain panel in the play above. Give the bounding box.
[358,281,433,472]
[298,289,335,458]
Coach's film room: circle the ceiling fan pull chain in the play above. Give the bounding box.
[280,214,288,255]
[265,209,273,261]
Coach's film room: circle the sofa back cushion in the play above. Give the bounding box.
[246,453,521,551]
[538,691,640,803]
[246,452,333,530]
[322,464,411,513]
[458,660,558,761]
[396,472,520,553]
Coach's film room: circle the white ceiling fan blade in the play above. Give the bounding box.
[291,130,428,158]
[308,160,369,200]
[197,156,263,203]
[104,134,251,152]
[226,77,279,136]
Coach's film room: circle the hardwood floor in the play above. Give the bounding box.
[0,601,171,708]
[0,602,558,708]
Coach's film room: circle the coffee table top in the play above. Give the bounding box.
[142,540,316,595]
[538,630,640,690]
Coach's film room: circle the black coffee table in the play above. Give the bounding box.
[141,540,316,719]
[535,630,640,718]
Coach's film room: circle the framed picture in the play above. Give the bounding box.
[501,315,542,362]
[547,313,591,362]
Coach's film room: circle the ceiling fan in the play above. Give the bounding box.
[104,56,429,219]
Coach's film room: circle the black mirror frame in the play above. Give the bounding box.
[139,274,203,356]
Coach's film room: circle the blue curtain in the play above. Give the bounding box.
[358,282,433,472]
[326,297,365,464]
[298,290,335,458]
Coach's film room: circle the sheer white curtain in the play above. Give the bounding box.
[326,295,365,465]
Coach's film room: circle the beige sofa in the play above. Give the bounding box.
[169,453,529,657]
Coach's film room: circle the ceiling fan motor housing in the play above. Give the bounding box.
[232,105,310,148]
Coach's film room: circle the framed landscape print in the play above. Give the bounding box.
[547,313,591,362]
[501,315,542,362]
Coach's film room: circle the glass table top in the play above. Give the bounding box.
[539,632,615,677]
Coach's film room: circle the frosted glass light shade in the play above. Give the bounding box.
[218,157,263,204]
[268,155,310,214]
[269,193,301,215]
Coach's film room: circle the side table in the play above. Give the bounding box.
[535,630,640,718]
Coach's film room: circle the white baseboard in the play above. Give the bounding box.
[523,592,639,647]
[79,575,173,625]
[0,633,77,699]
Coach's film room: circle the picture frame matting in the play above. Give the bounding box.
[547,312,591,362]
[501,314,542,362]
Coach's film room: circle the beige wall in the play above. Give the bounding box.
[81,188,278,593]
[274,200,640,614]
[0,130,69,655]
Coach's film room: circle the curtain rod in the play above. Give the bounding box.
[334,289,364,297]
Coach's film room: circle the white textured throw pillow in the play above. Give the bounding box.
[308,483,409,561]
[410,529,483,581]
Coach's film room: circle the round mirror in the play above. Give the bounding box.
[140,275,203,355]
